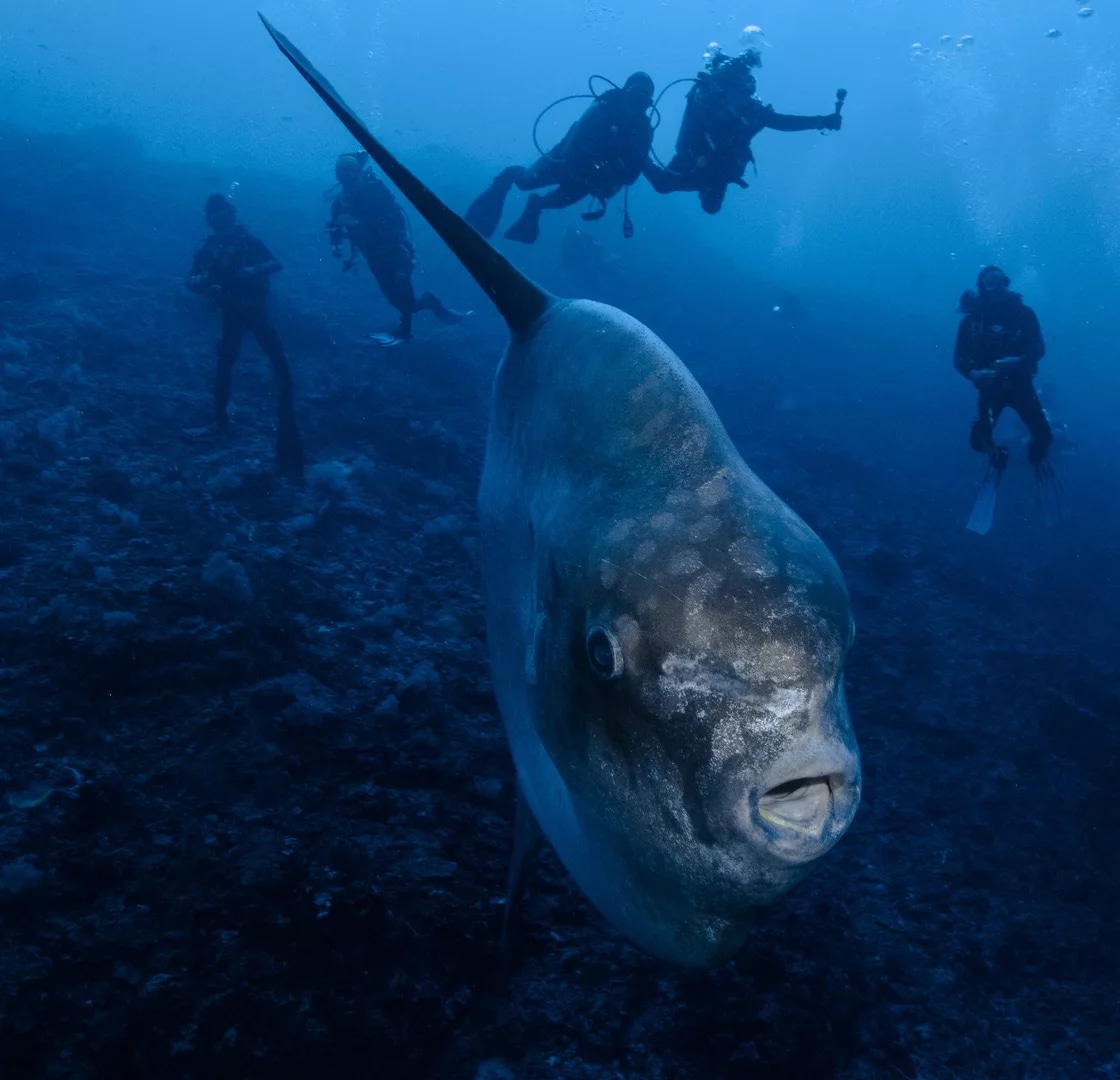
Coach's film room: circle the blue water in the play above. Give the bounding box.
[0,2,1117,1077]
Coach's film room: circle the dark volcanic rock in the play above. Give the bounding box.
[0,128,1117,1080]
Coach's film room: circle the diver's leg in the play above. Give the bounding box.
[504,182,584,245]
[969,389,1006,468]
[251,308,304,477]
[514,155,567,191]
[964,388,1008,533]
[497,157,570,243]
[367,247,416,341]
[214,310,243,432]
[465,165,531,237]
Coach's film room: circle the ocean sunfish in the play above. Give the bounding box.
[260,15,861,967]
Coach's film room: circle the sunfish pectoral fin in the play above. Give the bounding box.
[524,550,558,686]
[257,13,553,334]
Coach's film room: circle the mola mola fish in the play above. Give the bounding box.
[260,15,861,968]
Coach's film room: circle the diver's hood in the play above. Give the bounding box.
[624,71,655,99]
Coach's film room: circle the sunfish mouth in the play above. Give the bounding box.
[748,769,859,862]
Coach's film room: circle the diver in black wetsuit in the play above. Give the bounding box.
[187,193,304,478]
[465,72,656,245]
[954,266,1053,471]
[644,48,842,215]
[329,152,469,346]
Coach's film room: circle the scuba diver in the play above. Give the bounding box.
[953,265,1058,534]
[329,152,470,346]
[643,47,843,215]
[465,71,656,245]
[187,193,304,478]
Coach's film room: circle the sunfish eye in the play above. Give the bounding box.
[586,626,623,681]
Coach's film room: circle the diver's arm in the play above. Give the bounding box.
[953,319,976,378]
[761,105,840,132]
[186,249,209,292]
[618,121,654,186]
[243,237,282,277]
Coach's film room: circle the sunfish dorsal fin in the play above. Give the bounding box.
[258,12,552,334]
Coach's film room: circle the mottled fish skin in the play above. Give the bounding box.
[480,301,860,966]
[261,20,861,966]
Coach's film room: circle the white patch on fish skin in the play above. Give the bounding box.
[628,373,661,405]
[600,560,620,589]
[785,584,811,611]
[707,702,791,772]
[789,567,818,587]
[667,549,703,576]
[650,512,676,532]
[766,687,809,721]
[730,536,779,579]
[678,423,710,462]
[688,569,725,601]
[650,653,799,763]
[635,539,658,563]
[690,514,720,543]
[666,487,694,508]
[813,634,844,671]
[697,470,730,507]
[615,614,643,658]
[656,654,729,712]
[724,634,813,689]
[754,639,811,682]
[635,411,672,447]
[607,519,636,544]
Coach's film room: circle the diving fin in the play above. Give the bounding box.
[504,196,544,245]
[966,465,1002,535]
[433,305,473,325]
[464,168,519,238]
[369,332,407,348]
[417,291,472,324]
[1034,459,1068,527]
